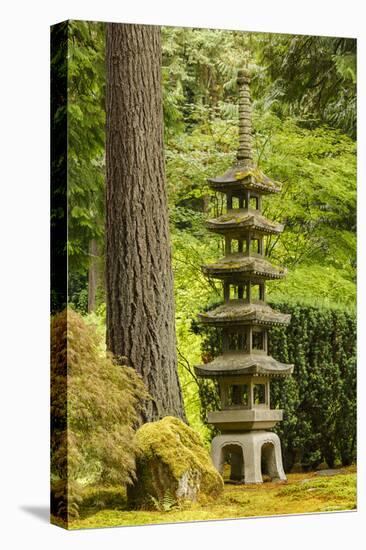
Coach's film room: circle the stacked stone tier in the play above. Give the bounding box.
[202,255,287,282]
[207,209,283,236]
[208,162,281,195]
[207,409,283,432]
[198,300,291,327]
[195,353,294,378]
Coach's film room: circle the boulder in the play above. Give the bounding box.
[127,416,223,508]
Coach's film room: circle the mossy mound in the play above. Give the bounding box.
[127,416,223,508]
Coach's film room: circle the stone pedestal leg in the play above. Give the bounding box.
[270,433,286,481]
[211,435,225,475]
[242,436,262,483]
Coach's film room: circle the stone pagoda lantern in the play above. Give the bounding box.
[195,69,294,484]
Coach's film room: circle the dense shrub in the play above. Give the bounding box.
[51,307,149,523]
[195,302,356,471]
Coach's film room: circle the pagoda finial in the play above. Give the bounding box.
[237,68,252,164]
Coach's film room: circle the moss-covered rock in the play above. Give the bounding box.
[127,416,223,508]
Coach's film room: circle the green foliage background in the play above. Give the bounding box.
[65,22,357,465]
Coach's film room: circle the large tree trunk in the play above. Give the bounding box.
[105,23,186,423]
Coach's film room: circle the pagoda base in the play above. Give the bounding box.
[211,431,286,484]
[208,408,283,431]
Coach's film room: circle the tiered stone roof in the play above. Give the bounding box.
[208,165,281,195]
[195,353,293,378]
[198,301,291,327]
[202,255,287,281]
[206,210,284,235]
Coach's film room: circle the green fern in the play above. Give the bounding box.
[149,490,178,512]
[161,490,177,512]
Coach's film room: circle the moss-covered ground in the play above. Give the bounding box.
[58,466,356,530]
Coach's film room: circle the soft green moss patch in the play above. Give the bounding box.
[234,168,281,191]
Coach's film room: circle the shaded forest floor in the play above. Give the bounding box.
[60,466,356,530]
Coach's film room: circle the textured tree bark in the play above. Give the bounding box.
[87,239,99,313]
[105,23,186,423]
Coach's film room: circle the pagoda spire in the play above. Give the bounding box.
[237,69,252,164]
